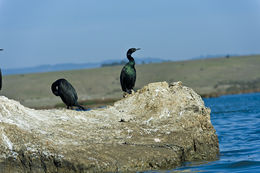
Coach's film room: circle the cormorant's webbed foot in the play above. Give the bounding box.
[127,89,132,94]
[77,105,86,111]
[123,89,135,98]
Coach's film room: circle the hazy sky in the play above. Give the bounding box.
[0,0,260,68]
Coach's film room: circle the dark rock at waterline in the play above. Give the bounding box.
[0,81,219,172]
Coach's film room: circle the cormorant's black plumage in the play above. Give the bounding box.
[51,78,85,110]
[120,48,140,94]
[0,69,2,90]
[0,49,4,90]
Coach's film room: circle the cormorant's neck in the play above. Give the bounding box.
[127,53,135,62]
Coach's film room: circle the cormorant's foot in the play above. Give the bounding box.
[77,105,86,111]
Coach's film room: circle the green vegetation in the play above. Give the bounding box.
[1,55,260,108]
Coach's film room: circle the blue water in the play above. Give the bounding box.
[170,92,260,172]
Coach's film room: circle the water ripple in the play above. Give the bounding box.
[170,92,260,172]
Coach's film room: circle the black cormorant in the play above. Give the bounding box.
[120,48,140,94]
[0,48,3,90]
[51,78,85,110]
[0,69,2,90]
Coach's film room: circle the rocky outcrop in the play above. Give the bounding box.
[0,81,219,172]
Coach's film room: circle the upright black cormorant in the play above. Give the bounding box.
[51,78,85,110]
[120,48,140,94]
[0,69,2,90]
[0,49,3,90]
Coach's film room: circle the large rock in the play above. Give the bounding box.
[0,82,219,172]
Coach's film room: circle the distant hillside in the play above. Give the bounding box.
[2,57,166,75]
[2,63,100,75]
[191,54,240,60]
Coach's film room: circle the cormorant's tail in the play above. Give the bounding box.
[51,79,61,96]
[76,102,86,110]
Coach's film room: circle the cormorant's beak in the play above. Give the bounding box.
[136,48,141,51]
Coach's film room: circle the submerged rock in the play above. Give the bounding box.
[0,81,219,172]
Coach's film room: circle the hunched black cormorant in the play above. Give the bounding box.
[51,78,85,110]
[120,48,140,94]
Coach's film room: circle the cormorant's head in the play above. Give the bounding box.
[127,48,141,56]
[127,48,141,62]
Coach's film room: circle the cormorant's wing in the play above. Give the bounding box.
[63,83,78,101]
[59,80,78,106]
[120,66,128,92]
[126,68,136,90]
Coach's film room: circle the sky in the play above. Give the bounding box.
[0,0,260,69]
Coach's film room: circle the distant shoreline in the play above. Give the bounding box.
[201,89,260,98]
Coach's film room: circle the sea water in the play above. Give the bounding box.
[168,92,260,172]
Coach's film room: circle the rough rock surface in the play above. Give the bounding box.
[0,81,219,172]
